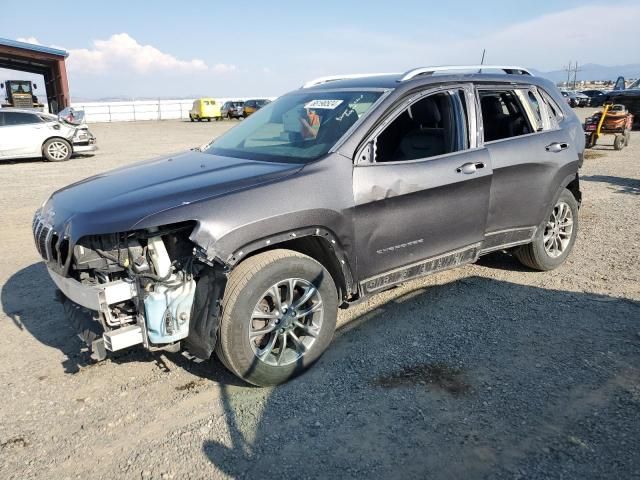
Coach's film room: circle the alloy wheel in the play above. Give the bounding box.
[543,200,573,258]
[249,278,323,367]
[47,141,69,160]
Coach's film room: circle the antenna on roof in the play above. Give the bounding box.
[479,49,486,73]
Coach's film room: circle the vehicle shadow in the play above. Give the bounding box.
[4,264,640,477]
[200,278,640,479]
[581,175,640,195]
[0,157,45,165]
[1,262,101,372]
[474,250,531,272]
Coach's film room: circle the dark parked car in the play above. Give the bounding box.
[581,89,607,107]
[601,77,640,129]
[561,90,589,107]
[34,65,584,386]
[220,100,244,119]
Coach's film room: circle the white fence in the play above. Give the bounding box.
[70,97,275,123]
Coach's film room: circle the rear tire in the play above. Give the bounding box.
[613,134,625,151]
[515,188,579,271]
[585,134,595,149]
[43,138,72,162]
[189,115,194,122]
[215,249,338,386]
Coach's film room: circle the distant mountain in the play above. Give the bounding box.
[533,64,640,82]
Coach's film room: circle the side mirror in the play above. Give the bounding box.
[0,83,4,89]
[33,83,38,89]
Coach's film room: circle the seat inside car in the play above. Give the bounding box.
[480,95,512,141]
[396,96,450,160]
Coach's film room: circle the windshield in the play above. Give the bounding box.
[9,81,32,94]
[629,78,640,89]
[206,90,383,163]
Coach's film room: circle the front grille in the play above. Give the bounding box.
[13,96,33,108]
[32,213,68,265]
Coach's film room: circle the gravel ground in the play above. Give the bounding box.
[0,110,638,479]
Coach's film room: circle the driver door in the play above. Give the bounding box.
[352,86,492,293]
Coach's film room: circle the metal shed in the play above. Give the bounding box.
[0,37,70,113]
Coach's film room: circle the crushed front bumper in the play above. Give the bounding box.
[48,268,137,312]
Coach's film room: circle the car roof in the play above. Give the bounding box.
[299,66,553,93]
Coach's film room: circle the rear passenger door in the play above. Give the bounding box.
[477,86,578,250]
[352,85,492,292]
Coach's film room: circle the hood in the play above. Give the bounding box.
[43,150,303,240]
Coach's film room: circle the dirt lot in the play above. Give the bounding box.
[0,111,638,479]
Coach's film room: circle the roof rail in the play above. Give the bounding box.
[302,73,397,88]
[400,65,532,82]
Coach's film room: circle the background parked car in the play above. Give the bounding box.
[189,98,221,122]
[581,89,608,107]
[221,101,245,119]
[0,108,96,162]
[574,91,591,107]
[242,99,271,117]
[561,90,589,107]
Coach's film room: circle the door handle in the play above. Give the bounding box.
[456,162,485,174]
[545,142,569,153]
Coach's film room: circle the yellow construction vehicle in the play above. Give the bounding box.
[1,80,44,110]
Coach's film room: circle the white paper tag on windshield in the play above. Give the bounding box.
[304,99,343,109]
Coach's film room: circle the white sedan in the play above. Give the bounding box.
[0,108,97,162]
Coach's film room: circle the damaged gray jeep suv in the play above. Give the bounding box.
[34,65,584,386]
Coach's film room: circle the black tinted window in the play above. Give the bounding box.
[479,90,532,142]
[3,112,42,126]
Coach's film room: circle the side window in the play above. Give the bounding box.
[375,90,469,163]
[479,90,533,142]
[3,112,42,126]
[538,89,564,127]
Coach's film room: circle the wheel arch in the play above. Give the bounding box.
[564,173,581,205]
[227,227,357,303]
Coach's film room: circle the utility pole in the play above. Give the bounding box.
[562,62,581,89]
[572,62,582,90]
[564,61,572,88]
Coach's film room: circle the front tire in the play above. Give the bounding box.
[43,138,72,162]
[216,249,338,386]
[515,188,579,271]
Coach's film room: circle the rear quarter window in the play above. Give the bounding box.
[538,88,565,127]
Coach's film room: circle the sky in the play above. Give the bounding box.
[1,0,639,100]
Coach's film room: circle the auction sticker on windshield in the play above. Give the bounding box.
[304,99,344,109]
